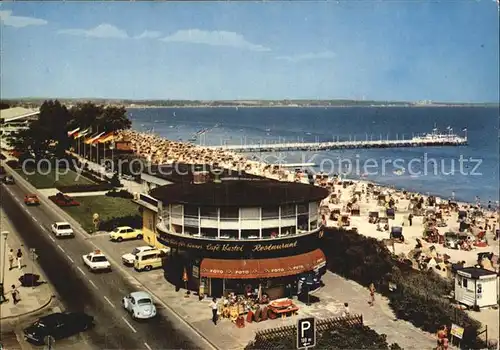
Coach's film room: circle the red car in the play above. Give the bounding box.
[50,193,80,207]
[24,194,40,206]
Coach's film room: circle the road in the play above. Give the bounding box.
[0,183,200,350]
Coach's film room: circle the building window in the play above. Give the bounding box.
[309,202,319,217]
[280,204,296,218]
[201,227,218,238]
[240,207,260,219]
[184,205,198,217]
[184,205,199,236]
[220,229,238,239]
[262,227,279,238]
[220,207,239,219]
[241,229,260,239]
[297,204,308,215]
[171,224,183,234]
[280,226,296,236]
[262,206,279,219]
[297,213,309,231]
[200,207,218,219]
[171,204,183,218]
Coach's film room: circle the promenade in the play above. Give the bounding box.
[0,207,55,328]
[208,136,468,153]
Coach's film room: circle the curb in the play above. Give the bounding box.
[0,295,56,333]
[2,163,219,350]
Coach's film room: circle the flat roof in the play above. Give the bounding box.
[457,267,498,279]
[150,179,329,207]
[143,163,264,184]
[0,107,39,122]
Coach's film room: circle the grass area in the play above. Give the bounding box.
[14,166,95,189]
[63,196,139,232]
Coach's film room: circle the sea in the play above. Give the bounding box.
[128,107,499,204]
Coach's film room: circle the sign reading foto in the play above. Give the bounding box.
[450,323,464,339]
[297,317,316,349]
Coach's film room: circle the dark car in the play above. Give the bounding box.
[2,175,15,184]
[23,312,94,345]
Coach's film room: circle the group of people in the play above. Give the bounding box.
[1,247,24,305]
[118,130,299,181]
[120,130,249,171]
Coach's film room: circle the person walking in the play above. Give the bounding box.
[16,248,23,269]
[210,297,218,325]
[368,283,375,306]
[408,213,413,226]
[11,285,20,304]
[8,249,14,270]
[341,302,350,317]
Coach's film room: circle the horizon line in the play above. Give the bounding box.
[2,97,498,105]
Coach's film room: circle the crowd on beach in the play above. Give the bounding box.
[119,129,288,179]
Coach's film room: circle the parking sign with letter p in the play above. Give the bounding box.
[297,317,316,349]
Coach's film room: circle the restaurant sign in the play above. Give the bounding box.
[157,230,324,258]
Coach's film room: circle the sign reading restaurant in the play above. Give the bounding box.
[157,229,324,258]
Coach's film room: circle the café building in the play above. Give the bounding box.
[141,174,329,299]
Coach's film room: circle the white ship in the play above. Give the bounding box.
[412,126,463,142]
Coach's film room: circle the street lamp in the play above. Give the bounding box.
[1,231,9,303]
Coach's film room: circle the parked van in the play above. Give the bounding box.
[134,249,165,272]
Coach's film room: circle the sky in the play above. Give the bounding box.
[1,1,499,102]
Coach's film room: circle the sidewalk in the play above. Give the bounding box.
[0,207,55,325]
[125,266,437,349]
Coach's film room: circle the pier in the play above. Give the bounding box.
[209,135,468,153]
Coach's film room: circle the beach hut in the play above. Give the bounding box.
[454,267,498,309]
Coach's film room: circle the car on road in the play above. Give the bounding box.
[2,175,15,184]
[23,312,94,345]
[122,291,157,320]
[51,222,74,238]
[109,226,143,242]
[24,194,40,206]
[82,250,111,272]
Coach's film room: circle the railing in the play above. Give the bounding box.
[156,221,320,241]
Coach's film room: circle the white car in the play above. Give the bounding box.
[51,222,74,238]
[82,250,111,272]
[122,246,155,266]
[122,291,157,320]
[122,246,169,266]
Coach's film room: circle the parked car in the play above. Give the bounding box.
[23,312,94,345]
[50,192,79,207]
[122,291,157,320]
[24,194,40,206]
[51,222,74,238]
[134,249,167,272]
[109,226,143,242]
[2,175,15,184]
[122,246,155,266]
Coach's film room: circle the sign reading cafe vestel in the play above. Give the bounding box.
[157,230,325,258]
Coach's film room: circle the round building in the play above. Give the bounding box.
[138,174,329,299]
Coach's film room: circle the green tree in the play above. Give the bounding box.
[97,106,131,132]
[8,100,71,158]
[68,102,104,130]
